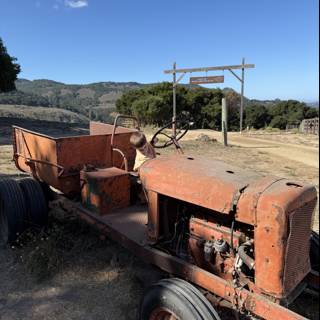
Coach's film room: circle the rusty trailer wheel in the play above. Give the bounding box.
[139,278,221,320]
[0,178,27,244]
[18,178,48,229]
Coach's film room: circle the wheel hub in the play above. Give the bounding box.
[149,307,179,320]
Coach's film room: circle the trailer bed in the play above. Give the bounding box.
[12,122,137,195]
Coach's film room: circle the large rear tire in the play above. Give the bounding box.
[310,231,319,270]
[18,178,48,229]
[0,178,27,244]
[139,278,221,320]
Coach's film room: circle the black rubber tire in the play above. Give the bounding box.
[39,181,55,202]
[139,278,221,320]
[310,231,319,270]
[162,278,221,319]
[18,178,48,229]
[0,178,27,244]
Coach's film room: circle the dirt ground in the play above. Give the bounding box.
[181,129,319,168]
[0,119,319,320]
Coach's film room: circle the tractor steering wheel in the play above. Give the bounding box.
[150,119,190,149]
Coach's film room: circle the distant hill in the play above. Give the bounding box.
[0,79,317,124]
[0,79,145,122]
[15,78,143,104]
[17,78,144,115]
[222,87,283,107]
[306,101,319,109]
[0,104,89,124]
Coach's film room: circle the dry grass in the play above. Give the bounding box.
[0,145,24,176]
[243,129,319,148]
[1,207,151,320]
[14,210,99,281]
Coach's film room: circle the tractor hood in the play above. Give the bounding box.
[139,155,261,214]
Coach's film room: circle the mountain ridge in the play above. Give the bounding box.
[0,79,317,124]
[14,79,320,107]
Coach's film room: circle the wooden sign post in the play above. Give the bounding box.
[164,60,255,135]
[222,98,228,146]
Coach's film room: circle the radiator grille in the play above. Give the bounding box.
[283,199,317,293]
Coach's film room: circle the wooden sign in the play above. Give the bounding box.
[190,75,224,84]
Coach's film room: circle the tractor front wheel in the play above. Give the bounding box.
[139,278,221,320]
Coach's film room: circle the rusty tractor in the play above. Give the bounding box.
[0,115,319,320]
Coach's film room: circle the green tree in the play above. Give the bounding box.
[186,88,223,128]
[270,115,287,129]
[305,107,319,118]
[116,82,226,128]
[0,38,21,92]
[201,101,222,130]
[269,100,318,128]
[116,88,146,115]
[131,95,165,125]
[245,104,271,129]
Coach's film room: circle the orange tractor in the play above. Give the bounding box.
[0,115,318,319]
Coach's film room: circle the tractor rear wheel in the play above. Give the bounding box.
[0,178,27,244]
[18,178,48,229]
[139,278,221,320]
[310,231,319,270]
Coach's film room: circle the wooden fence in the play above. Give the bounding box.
[299,117,319,135]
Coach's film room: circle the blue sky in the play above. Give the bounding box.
[0,0,318,101]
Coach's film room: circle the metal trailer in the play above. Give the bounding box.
[0,115,318,320]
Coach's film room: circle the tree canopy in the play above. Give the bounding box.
[0,37,21,92]
[116,82,228,130]
[116,83,318,131]
[268,100,318,129]
[244,104,271,129]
